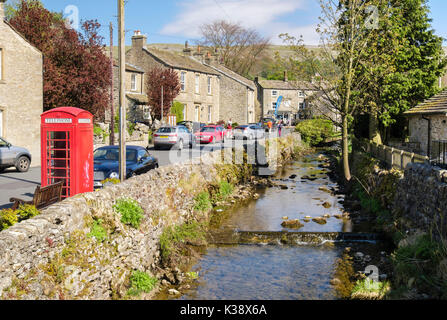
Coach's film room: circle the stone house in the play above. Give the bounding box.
[126,31,220,124]
[0,0,43,166]
[404,89,447,156]
[254,73,317,122]
[107,61,150,125]
[204,59,258,125]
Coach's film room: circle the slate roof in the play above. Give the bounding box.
[404,89,447,116]
[257,79,315,91]
[113,61,145,73]
[205,63,255,90]
[142,47,220,76]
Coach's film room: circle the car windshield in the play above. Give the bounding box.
[201,127,216,133]
[157,127,175,133]
[0,138,8,147]
[94,148,138,162]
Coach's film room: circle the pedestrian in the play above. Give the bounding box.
[227,119,232,129]
[278,120,283,137]
[267,120,273,134]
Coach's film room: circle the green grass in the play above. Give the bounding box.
[351,278,391,300]
[87,219,108,243]
[213,181,234,202]
[127,270,158,296]
[159,221,206,260]
[193,192,212,212]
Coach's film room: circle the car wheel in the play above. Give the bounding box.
[0,167,5,173]
[16,156,30,173]
[154,145,160,150]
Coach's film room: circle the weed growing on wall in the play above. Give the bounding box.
[213,181,234,203]
[87,219,108,243]
[127,270,158,296]
[0,205,40,231]
[16,205,40,222]
[113,198,144,229]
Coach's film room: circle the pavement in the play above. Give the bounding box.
[0,128,293,209]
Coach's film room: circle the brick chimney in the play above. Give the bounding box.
[183,41,192,56]
[0,0,6,20]
[131,30,147,49]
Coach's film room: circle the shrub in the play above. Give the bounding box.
[87,219,108,243]
[213,181,234,202]
[351,278,391,300]
[193,192,212,212]
[295,118,336,146]
[113,198,145,229]
[16,204,40,222]
[0,209,18,231]
[127,270,158,296]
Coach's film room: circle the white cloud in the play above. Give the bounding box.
[160,0,320,45]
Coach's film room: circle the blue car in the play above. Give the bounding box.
[93,145,158,188]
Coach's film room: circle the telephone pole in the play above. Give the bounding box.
[109,22,115,146]
[118,0,126,181]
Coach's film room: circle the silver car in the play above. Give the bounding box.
[0,137,32,172]
[153,125,196,150]
[233,125,265,140]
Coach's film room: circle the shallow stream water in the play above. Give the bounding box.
[164,152,383,300]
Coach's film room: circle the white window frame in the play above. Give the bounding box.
[195,74,200,94]
[131,74,137,91]
[207,77,212,94]
[299,102,305,110]
[272,90,278,97]
[298,90,305,97]
[208,105,212,123]
[272,102,277,110]
[180,72,186,91]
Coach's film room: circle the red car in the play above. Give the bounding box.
[195,125,228,144]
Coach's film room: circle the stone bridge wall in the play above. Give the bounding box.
[0,133,301,300]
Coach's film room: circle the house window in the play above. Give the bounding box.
[208,105,212,123]
[195,74,200,94]
[131,74,137,91]
[143,106,151,120]
[298,91,304,97]
[272,102,277,110]
[180,72,186,91]
[272,90,278,97]
[195,106,200,122]
[0,48,3,81]
[299,102,305,110]
[207,77,212,94]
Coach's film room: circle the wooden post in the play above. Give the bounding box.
[109,22,115,146]
[118,0,126,181]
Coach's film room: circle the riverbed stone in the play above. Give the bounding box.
[281,220,304,229]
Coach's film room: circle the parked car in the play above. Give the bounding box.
[153,125,196,150]
[195,125,228,144]
[233,124,265,140]
[0,137,32,173]
[177,121,205,133]
[93,145,158,188]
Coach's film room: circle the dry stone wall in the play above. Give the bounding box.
[0,134,302,300]
[393,163,447,237]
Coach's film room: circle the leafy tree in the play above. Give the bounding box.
[146,67,181,120]
[9,0,111,119]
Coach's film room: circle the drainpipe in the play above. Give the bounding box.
[422,115,431,158]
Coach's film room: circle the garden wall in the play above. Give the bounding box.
[0,133,302,300]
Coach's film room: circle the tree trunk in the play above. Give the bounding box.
[342,113,351,182]
[369,112,382,145]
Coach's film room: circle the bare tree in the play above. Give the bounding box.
[198,20,270,77]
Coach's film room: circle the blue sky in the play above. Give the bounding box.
[9,0,447,46]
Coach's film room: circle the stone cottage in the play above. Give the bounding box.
[404,89,447,157]
[126,31,221,124]
[254,73,317,123]
[203,57,258,125]
[0,0,43,166]
[108,61,150,125]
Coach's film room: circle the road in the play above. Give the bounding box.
[0,129,292,209]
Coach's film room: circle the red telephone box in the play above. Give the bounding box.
[41,107,94,198]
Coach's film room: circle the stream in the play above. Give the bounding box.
[162,152,387,300]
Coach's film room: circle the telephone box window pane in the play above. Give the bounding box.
[46,131,71,198]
